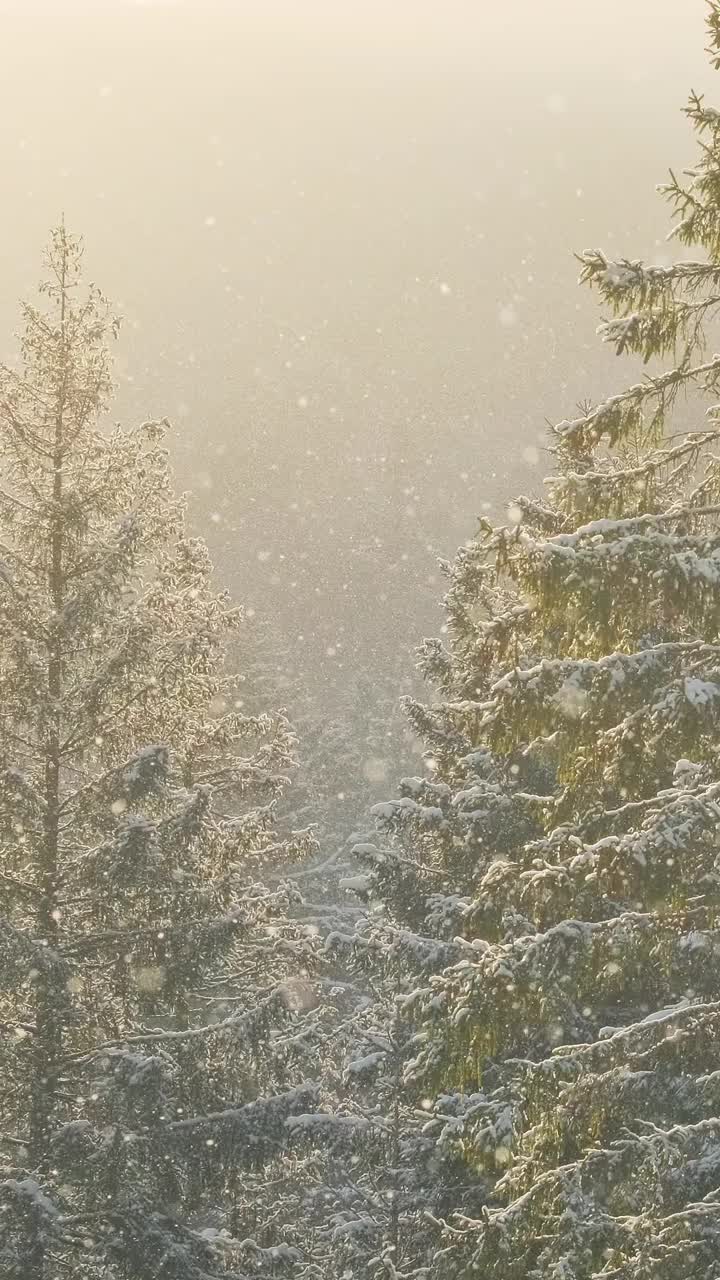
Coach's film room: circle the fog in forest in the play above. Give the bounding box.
[9,3,720,1274]
[0,0,712,833]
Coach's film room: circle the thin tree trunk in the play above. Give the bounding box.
[388,1016,401,1268]
[29,237,68,1187]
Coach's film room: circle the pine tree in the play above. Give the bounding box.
[302,726,543,1278]
[296,708,533,1275]
[344,6,720,1278]
[302,926,495,1280]
[0,228,321,1279]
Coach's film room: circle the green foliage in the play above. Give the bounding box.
[353,6,720,1278]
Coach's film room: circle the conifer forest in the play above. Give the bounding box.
[6,1,720,1277]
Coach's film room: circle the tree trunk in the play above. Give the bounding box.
[29,240,67,1186]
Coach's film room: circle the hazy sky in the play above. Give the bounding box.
[0,0,713,707]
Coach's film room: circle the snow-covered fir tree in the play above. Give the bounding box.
[0,227,323,1279]
[296,906,497,1280]
[227,628,461,1278]
[336,7,720,1279]
[294,699,537,1274]
[304,722,545,1277]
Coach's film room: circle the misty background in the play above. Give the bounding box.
[0,0,712,841]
